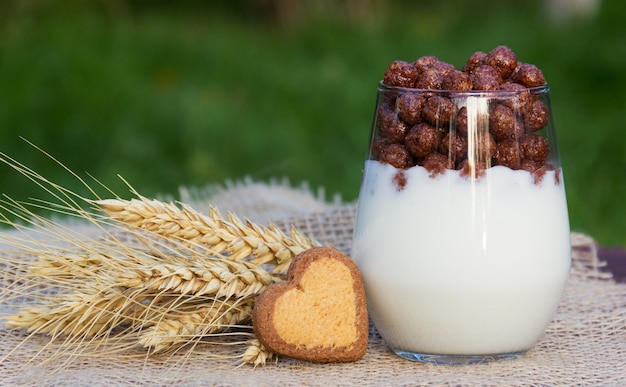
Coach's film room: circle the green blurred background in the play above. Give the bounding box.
[0,0,624,247]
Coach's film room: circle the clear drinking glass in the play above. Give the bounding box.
[351,82,571,365]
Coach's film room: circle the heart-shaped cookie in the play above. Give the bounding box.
[252,247,368,362]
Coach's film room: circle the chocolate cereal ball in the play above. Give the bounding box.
[379,143,413,169]
[520,159,540,173]
[442,70,473,91]
[470,65,502,90]
[457,158,488,178]
[471,131,497,161]
[413,55,438,72]
[396,93,426,125]
[440,132,468,162]
[524,100,550,131]
[499,82,533,112]
[383,60,419,88]
[422,96,458,126]
[405,122,443,158]
[462,51,487,74]
[519,134,550,163]
[494,138,521,169]
[512,63,545,88]
[432,60,456,76]
[489,104,525,141]
[377,103,409,143]
[453,110,497,162]
[484,45,518,79]
[456,107,468,136]
[415,67,444,90]
[423,152,454,176]
[370,137,389,159]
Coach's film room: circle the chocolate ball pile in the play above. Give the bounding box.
[374,46,552,176]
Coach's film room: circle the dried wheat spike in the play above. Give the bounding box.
[137,298,254,353]
[119,257,281,299]
[241,339,275,367]
[28,251,109,282]
[96,198,318,273]
[4,288,139,338]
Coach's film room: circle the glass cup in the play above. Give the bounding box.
[351,82,571,365]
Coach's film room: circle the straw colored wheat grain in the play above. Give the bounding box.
[97,197,318,273]
[241,339,275,367]
[138,297,254,353]
[25,230,281,299]
[119,258,281,299]
[4,249,141,338]
[28,252,108,283]
[4,287,138,338]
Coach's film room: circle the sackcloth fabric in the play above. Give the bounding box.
[0,179,625,386]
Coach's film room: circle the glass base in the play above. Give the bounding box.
[392,349,525,365]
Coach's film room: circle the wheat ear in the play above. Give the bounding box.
[241,339,275,367]
[119,258,280,299]
[138,297,254,353]
[4,287,139,338]
[96,197,318,273]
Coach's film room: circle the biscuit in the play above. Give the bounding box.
[252,247,368,363]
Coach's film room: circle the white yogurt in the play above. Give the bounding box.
[351,160,571,355]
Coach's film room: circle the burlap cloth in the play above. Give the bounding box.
[1,180,625,386]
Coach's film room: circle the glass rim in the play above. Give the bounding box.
[377,81,549,96]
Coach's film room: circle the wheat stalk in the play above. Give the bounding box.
[96,197,318,273]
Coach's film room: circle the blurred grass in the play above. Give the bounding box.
[0,0,625,247]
